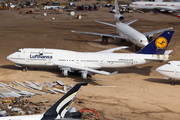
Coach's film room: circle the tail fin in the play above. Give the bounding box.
[136,31,174,54]
[114,0,119,14]
[41,83,88,120]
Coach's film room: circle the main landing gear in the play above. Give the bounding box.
[134,45,141,52]
[170,78,176,86]
[101,36,108,45]
[22,67,28,72]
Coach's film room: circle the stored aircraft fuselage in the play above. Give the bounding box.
[7,48,169,69]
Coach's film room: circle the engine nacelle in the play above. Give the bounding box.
[62,69,68,76]
[80,71,88,79]
[60,68,71,77]
[114,14,124,22]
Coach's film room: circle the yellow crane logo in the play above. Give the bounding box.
[155,37,168,50]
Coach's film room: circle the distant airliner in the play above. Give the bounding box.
[130,1,180,13]
[156,61,180,85]
[72,0,173,50]
[0,83,87,120]
[7,31,174,79]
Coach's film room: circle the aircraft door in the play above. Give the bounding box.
[175,69,178,75]
[76,58,79,64]
[100,55,103,64]
[46,58,52,65]
[26,57,29,62]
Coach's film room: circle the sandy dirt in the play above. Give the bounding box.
[0,0,180,119]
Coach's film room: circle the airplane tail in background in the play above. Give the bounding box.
[136,31,174,54]
[114,0,124,22]
[41,83,88,120]
[114,0,119,14]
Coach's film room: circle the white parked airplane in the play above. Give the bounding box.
[72,0,173,50]
[7,31,174,79]
[156,61,180,85]
[0,83,87,120]
[130,1,180,13]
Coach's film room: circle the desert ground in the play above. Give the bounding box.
[1,0,180,119]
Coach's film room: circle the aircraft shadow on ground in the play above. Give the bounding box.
[110,66,153,76]
[56,72,101,86]
[144,78,180,85]
[0,65,21,70]
[0,65,101,85]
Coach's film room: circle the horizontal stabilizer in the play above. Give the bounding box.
[109,71,118,75]
[94,20,116,27]
[124,19,138,25]
[164,50,173,55]
[143,27,173,37]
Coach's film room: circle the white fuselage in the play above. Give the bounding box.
[0,114,43,120]
[7,48,169,69]
[156,61,180,80]
[130,2,180,12]
[116,22,148,48]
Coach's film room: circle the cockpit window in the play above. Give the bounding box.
[166,62,170,65]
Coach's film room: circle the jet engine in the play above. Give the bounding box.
[80,71,88,79]
[114,14,124,22]
[62,69,68,76]
[60,68,71,77]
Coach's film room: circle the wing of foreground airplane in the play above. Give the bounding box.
[54,62,117,75]
[97,46,128,53]
[143,27,173,37]
[71,30,126,39]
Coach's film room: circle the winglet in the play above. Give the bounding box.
[41,83,88,120]
[109,71,118,75]
[164,50,173,55]
[136,31,174,54]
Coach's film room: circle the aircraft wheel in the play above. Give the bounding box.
[22,67,28,72]
[62,70,68,77]
[171,79,176,86]
[81,72,87,79]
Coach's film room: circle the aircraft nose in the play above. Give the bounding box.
[156,66,164,75]
[7,55,10,60]
[141,41,148,47]
[139,39,149,48]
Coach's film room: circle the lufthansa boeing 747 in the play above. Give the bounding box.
[7,31,174,79]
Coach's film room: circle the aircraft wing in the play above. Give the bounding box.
[94,20,116,27]
[71,30,126,39]
[97,46,128,53]
[124,19,138,25]
[54,63,118,75]
[143,27,173,37]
